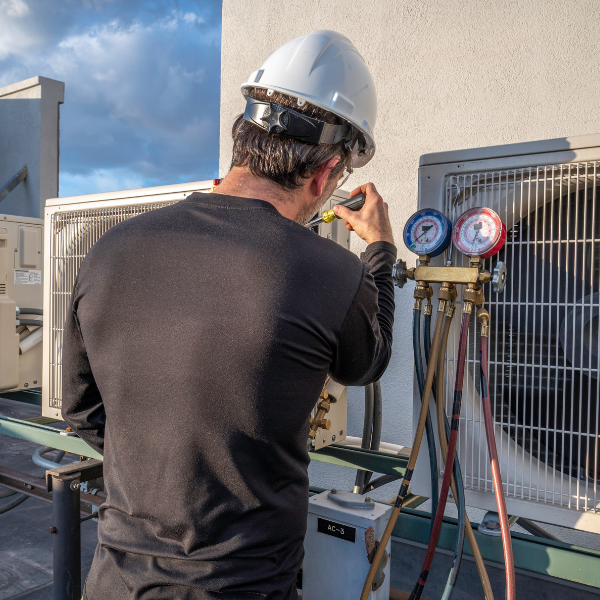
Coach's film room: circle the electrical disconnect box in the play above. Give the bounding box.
[0,215,43,392]
[303,491,392,600]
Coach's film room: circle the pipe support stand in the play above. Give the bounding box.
[51,473,81,600]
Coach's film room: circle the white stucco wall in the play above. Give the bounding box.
[219,0,600,544]
[0,76,64,219]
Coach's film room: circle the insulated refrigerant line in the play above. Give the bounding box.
[479,315,516,600]
[433,310,494,600]
[360,299,446,600]
[363,380,383,488]
[409,310,471,600]
[354,384,374,494]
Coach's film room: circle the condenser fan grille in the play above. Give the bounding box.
[445,163,599,513]
[48,202,178,410]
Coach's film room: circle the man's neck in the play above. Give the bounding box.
[213,167,303,222]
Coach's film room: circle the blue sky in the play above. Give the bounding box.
[0,0,222,197]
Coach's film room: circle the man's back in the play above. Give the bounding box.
[62,193,395,599]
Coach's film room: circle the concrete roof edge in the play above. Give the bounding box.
[38,76,65,103]
[0,76,65,101]
[0,76,41,98]
[419,133,600,167]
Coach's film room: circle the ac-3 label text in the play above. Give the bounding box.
[317,517,356,543]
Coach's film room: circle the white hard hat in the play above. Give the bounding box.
[241,30,377,168]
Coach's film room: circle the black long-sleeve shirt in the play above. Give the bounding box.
[61,193,396,600]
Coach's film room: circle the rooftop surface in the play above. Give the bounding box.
[1,396,599,599]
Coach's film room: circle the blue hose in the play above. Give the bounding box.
[424,312,466,600]
[413,308,439,538]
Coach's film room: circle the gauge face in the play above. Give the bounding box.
[452,207,507,258]
[403,209,452,257]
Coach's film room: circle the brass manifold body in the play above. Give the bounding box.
[404,255,492,286]
[408,255,487,312]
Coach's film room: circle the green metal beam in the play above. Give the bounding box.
[309,444,407,476]
[0,390,42,406]
[0,415,101,459]
[393,507,600,589]
[3,414,600,588]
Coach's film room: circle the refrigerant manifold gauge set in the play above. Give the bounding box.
[394,206,508,294]
[372,206,516,600]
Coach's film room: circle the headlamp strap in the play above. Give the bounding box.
[243,97,362,149]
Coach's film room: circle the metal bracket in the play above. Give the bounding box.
[478,510,518,536]
[365,526,388,591]
[328,489,375,509]
[45,458,103,492]
[0,165,27,203]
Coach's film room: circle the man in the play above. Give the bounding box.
[62,30,396,600]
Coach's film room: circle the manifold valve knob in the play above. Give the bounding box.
[492,261,507,294]
[392,259,408,289]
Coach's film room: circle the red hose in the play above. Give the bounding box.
[409,311,471,600]
[480,334,516,600]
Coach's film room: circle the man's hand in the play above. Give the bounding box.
[333,183,394,246]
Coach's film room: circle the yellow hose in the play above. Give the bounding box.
[436,311,494,600]
[360,298,446,600]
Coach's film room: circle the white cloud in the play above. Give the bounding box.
[48,18,217,132]
[0,0,30,17]
[183,12,203,25]
[82,0,117,8]
[60,167,146,198]
[0,0,36,60]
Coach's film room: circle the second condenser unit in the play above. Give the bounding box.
[42,181,351,450]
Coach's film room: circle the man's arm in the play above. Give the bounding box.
[61,286,105,456]
[330,241,396,386]
[330,182,396,385]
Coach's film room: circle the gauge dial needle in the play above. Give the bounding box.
[471,222,483,252]
[416,225,433,242]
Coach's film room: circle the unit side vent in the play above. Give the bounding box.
[48,202,177,410]
[0,284,6,295]
[445,163,599,513]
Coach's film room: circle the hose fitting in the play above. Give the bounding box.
[477,307,490,337]
[423,298,432,316]
[438,282,457,303]
[414,282,433,310]
[438,282,457,316]
[463,283,485,313]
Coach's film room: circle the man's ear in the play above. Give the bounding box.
[312,157,341,197]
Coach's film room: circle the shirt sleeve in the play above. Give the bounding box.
[61,282,105,456]
[329,241,397,386]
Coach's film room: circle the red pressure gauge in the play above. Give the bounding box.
[452,207,506,259]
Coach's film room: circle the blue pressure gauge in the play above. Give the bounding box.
[403,209,452,257]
